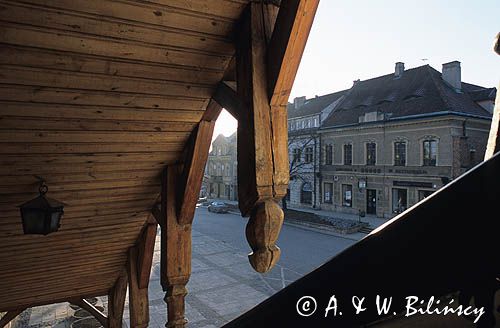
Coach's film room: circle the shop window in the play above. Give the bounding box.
[301,183,313,204]
[342,184,352,207]
[324,183,333,203]
[392,188,408,213]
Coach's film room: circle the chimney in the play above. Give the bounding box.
[442,61,461,92]
[293,96,306,109]
[394,62,404,78]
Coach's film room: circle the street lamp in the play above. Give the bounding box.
[19,181,65,235]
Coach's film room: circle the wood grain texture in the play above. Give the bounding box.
[177,120,217,225]
[160,166,191,328]
[233,1,317,273]
[68,298,109,327]
[137,222,158,289]
[235,3,274,217]
[108,269,128,328]
[0,0,270,316]
[267,0,319,107]
[127,247,150,328]
[485,82,500,160]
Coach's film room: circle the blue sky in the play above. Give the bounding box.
[213,0,499,138]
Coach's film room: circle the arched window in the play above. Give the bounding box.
[301,182,313,204]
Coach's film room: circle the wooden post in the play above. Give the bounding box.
[108,269,128,328]
[160,165,191,328]
[234,1,318,273]
[0,309,24,328]
[235,2,285,274]
[485,81,500,160]
[127,247,149,328]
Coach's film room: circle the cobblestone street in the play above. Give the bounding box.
[15,207,356,328]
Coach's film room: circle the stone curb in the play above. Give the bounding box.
[224,209,363,242]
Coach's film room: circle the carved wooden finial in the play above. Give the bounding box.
[245,200,284,273]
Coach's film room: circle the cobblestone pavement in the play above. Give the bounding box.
[13,208,354,328]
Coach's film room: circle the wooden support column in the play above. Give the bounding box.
[156,93,220,328]
[234,1,318,273]
[484,33,500,160]
[127,247,149,328]
[160,165,190,328]
[137,222,158,289]
[108,270,128,328]
[0,309,24,328]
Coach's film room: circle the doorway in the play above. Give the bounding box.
[366,189,377,215]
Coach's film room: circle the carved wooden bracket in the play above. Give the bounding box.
[234,1,318,273]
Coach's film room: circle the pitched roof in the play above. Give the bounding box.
[287,90,348,119]
[321,65,494,128]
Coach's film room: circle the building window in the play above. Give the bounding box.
[418,190,434,201]
[324,183,333,203]
[293,148,302,163]
[305,147,313,163]
[313,117,319,127]
[423,140,437,166]
[325,145,333,165]
[344,144,352,165]
[366,142,376,166]
[394,141,406,166]
[301,183,312,204]
[392,188,407,214]
[342,184,352,207]
[305,119,311,128]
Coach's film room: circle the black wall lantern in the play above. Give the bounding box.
[19,181,65,235]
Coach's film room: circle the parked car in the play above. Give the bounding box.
[207,201,228,213]
[198,196,208,203]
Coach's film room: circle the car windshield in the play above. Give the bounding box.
[212,202,224,206]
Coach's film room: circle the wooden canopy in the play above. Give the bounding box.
[0,1,319,327]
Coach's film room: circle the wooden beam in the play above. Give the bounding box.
[212,82,245,120]
[69,298,109,327]
[127,247,149,328]
[160,165,191,328]
[0,309,24,328]
[151,204,163,228]
[200,98,223,122]
[108,269,128,328]
[235,2,286,273]
[267,0,320,107]
[177,119,218,225]
[137,223,158,289]
[485,33,500,158]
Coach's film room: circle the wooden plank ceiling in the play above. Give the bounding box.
[0,0,247,311]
